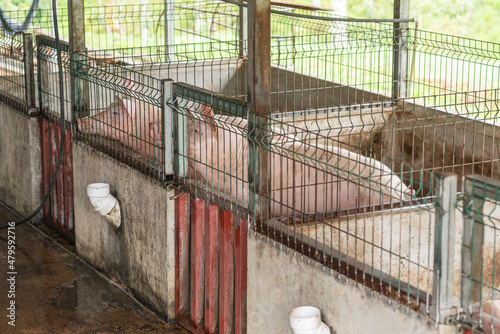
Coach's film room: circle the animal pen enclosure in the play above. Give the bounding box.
[1,0,500,332]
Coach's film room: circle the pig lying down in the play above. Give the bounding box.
[77,96,414,217]
[185,106,414,218]
[77,95,163,164]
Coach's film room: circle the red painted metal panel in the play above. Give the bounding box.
[234,218,248,334]
[55,124,64,227]
[63,129,74,234]
[40,120,75,243]
[41,120,50,222]
[219,210,235,334]
[204,204,219,333]
[190,197,206,326]
[175,195,247,334]
[175,192,191,319]
[50,122,58,224]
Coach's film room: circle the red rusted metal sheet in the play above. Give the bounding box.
[175,192,190,319]
[234,218,247,334]
[64,128,74,233]
[190,197,206,326]
[55,124,64,227]
[175,195,247,334]
[40,120,75,243]
[204,203,219,332]
[41,120,50,223]
[50,122,58,224]
[219,210,235,334]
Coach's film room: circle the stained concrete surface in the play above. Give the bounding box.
[0,205,189,334]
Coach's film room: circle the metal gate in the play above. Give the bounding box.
[175,193,247,334]
[40,119,74,243]
[37,35,75,243]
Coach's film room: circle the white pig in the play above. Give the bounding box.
[187,106,414,217]
[77,95,162,163]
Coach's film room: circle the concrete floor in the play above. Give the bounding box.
[0,205,189,334]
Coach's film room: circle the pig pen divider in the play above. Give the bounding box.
[456,175,500,331]
[0,31,36,115]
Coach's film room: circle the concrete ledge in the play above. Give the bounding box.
[0,104,42,220]
[247,233,451,334]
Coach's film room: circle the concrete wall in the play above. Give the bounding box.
[0,104,42,219]
[72,142,176,320]
[247,234,455,334]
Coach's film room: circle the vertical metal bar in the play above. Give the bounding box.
[190,197,206,326]
[219,210,235,334]
[173,84,189,180]
[175,192,191,319]
[68,0,87,120]
[37,37,49,113]
[41,120,51,222]
[23,33,36,110]
[162,79,175,175]
[234,217,248,334]
[204,203,219,333]
[164,0,175,62]
[461,176,485,315]
[239,5,247,58]
[393,0,409,99]
[431,173,457,322]
[247,0,271,222]
[63,129,74,236]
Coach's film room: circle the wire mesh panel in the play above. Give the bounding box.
[173,82,248,215]
[458,175,500,334]
[0,32,34,114]
[36,35,72,123]
[71,51,166,181]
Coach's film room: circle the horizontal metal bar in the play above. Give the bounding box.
[223,0,415,23]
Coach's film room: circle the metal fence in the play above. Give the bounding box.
[454,175,500,333]
[0,31,36,114]
[3,0,500,326]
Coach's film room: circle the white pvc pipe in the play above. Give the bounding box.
[289,306,331,334]
[87,183,121,228]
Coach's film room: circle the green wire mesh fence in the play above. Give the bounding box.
[2,0,500,322]
[457,175,500,333]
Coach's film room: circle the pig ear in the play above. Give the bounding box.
[149,122,161,141]
[200,105,218,134]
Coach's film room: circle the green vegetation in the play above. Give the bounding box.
[2,0,499,43]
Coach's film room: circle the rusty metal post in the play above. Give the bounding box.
[164,0,175,62]
[431,173,457,323]
[393,0,409,99]
[22,33,37,114]
[247,0,271,223]
[68,0,88,120]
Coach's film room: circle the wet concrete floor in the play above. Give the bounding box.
[0,205,189,334]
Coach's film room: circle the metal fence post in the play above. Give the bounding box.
[393,0,409,99]
[164,0,175,62]
[68,0,88,121]
[162,79,175,176]
[431,173,457,322]
[239,4,247,58]
[36,36,49,113]
[461,175,495,316]
[247,0,271,224]
[23,33,36,113]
